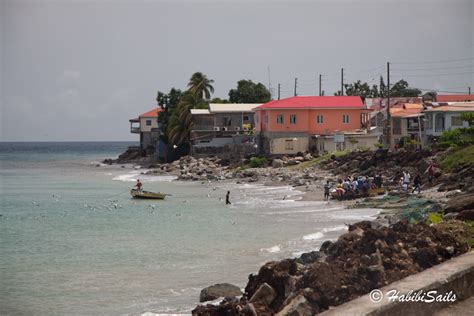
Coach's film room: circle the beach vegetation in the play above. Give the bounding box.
[439,126,474,147]
[334,77,421,98]
[440,144,474,171]
[249,156,268,168]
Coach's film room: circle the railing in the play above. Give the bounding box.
[130,127,140,133]
[435,127,445,133]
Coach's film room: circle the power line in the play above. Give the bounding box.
[411,87,470,94]
[392,65,474,71]
[392,57,474,64]
[391,71,474,77]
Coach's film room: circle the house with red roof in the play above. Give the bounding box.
[390,103,425,146]
[253,96,377,155]
[129,107,162,149]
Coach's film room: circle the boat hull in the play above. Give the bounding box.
[130,189,166,200]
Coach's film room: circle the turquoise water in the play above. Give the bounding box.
[0,142,379,315]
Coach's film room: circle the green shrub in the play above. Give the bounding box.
[439,126,474,147]
[440,145,474,171]
[249,156,268,168]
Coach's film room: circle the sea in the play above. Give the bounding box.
[0,142,380,315]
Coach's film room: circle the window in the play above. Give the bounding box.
[451,116,463,127]
[316,115,324,124]
[264,115,268,123]
[342,115,349,124]
[285,139,294,150]
[146,120,152,126]
[277,115,284,124]
[243,115,249,121]
[290,114,297,124]
[223,117,232,126]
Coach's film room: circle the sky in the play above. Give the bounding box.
[1,0,473,141]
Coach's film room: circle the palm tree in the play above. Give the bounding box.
[167,92,198,147]
[187,72,214,100]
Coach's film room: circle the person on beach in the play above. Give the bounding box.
[324,181,331,201]
[425,162,435,185]
[226,191,231,205]
[412,174,422,194]
[134,179,143,191]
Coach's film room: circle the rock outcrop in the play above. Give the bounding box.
[192,221,470,315]
[199,283,242,302]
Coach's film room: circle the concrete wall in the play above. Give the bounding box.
[315,134,380,152]
[139,117,159,132]
[255,109,369,134]
[191,143,257,160]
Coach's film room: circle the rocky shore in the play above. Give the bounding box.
[192,220,471,315]
[106,146,473,314]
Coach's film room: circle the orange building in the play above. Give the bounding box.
[253,96,376,154]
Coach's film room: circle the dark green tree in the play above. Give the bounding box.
[228,80,271,103]
[187,72,215,100]
[156,88,183,143]
[389,79,421,97]
[210,97,229,104]
[460,112,474,126]
[167,92,198,148]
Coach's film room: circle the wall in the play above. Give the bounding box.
[139,117,159,132]
[315,134,379,153]
[256,109,369,134]
[191,143,257,160]
[270,136,309,155]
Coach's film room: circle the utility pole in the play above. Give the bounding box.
[341,68,344,96]
[387,62,392,150]
[278,83,281,100]
[294,78,298,96]
[469,86,471,95]
[319,74,322,96]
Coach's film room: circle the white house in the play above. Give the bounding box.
[424,102,474,137]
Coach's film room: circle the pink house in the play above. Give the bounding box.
[253,96,376,154]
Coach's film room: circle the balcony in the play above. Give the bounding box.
[131,127,140,134]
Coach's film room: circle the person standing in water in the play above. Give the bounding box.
[226,191,231,205]
[324,180,331,201]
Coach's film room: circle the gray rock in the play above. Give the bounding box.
[276,294,313,316]
[199,283,242,302]
[249,283,276,305]
[272,159,284,168]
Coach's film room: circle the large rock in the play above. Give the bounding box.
[276,294,314,316]
[199,283,242,302]
[272,159,284,168]
[445,193,474,214]
[249,283,276,305]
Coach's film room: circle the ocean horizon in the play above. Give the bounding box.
[0,142,379,314]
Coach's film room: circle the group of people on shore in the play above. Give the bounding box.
[323,161,436,201]
[324,173,384,201]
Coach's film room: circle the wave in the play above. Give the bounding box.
[302,232,324,241]
[112,171,177,182]
[260,245,282,253]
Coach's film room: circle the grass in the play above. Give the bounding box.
[440,145,474,171]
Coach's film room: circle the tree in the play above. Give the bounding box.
[228,80,271,103]
[156,88,183,143]
[460,112,474,126]
[187,72,214,100]
[389,79,421,97]
[210,97,229,104]
[167,92,198,148]
[335,80,379,98]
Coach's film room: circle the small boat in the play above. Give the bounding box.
[331,187,386,200]
[130,189,167,200]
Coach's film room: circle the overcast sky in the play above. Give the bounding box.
[1,0,473,141]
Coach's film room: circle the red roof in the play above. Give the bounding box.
[254,96,365,110]
[436,95,474,102]
[139,107,162,117]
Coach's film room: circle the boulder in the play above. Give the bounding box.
[272,159,284,168]
[249,283,276,306]
[199,283,242,302]
[276,294,314,316]
[445,193,474,214]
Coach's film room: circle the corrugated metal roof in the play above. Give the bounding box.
[190,109,211,115]
[139,107,162,117]
[209,103,261,113]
